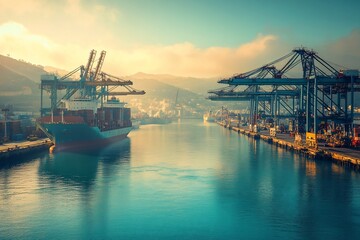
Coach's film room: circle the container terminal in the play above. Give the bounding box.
[0,106,52,160]
[37,49,145,152]
[1,47,359,164]
[217,120,360,168]
[208,47,360,168]
[1,49,145,157]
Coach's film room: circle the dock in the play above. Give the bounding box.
[0,139,53,160]
[218,121,360,169]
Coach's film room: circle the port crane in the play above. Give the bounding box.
[208,47,360,141]
[40,50,145,116]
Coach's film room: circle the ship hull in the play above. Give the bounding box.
[41,123,132,152]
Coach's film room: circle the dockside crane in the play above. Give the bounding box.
[208,47,360,142]
[83,49,97,81]
[40,50,145,116]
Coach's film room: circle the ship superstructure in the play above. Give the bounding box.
[38,50,145,151]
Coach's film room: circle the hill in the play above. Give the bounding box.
[0,54,49,111]
[0,64,36,95]
[0,54,221,114]
[43,66,69,77]
[129,72,220,96]
[124,72,228,117]
[0,55,47,83]
[126,75,200,101]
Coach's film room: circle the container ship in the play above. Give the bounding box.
[38,98,133,151]
[38,50,145,152]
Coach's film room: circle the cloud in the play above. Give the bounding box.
[0,0,43,15]
[0,1,358,79]
[321,29,360,69]
[0,22,58,63]
[0,1,281,77]
[106,34,278,78]
[0,21,88,69]
[236,34,277,58]
[0,0,119,23]
[0,22,279,77]
[0,0,121,48]
[64,0,120,26]
[3,21,357,79]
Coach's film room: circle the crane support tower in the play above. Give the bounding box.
[40,50,145,117]
[208,47,360,143]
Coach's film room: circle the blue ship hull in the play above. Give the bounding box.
[42,123,132,151]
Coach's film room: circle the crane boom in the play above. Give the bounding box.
[83,49,97,81]
[93,50,106,81]
[40,49,146,114]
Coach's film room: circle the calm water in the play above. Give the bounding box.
[1,119,360,239]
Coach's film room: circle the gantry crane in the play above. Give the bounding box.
[208,47,360,138]
[40,50,145,116]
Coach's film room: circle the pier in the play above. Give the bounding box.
[0,139,52,160]
[207,47,360,169]
[217,121,360,168]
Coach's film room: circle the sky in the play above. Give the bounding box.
[0,0,359,78]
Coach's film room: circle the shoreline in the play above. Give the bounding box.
[217,121,360,169]
[0,138,53,161]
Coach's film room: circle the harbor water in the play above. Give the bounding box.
[1,119,360,239]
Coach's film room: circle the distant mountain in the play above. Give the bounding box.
[0,54,220,98]
[124,74,206,104]
[0,54,49,111]
[121,72,224,118]
[0,55,218,112]
[43,66,69,77]
[0,54,47,83]
[0,64,35,96]
[0,54,49,96]
[129,72,220,95]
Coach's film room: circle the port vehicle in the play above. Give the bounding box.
[352,127,360,147]
[26,135,38,141]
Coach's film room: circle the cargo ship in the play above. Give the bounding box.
[38,49,145,152]
[38,97,133,152]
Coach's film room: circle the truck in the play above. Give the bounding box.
[352,127,360,148]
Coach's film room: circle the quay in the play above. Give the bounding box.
[0,139,53,161]
[217,121,360,168]
[207,48,360,169]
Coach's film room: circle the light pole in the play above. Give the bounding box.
[2,108,9,142]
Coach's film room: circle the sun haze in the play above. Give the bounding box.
[0,0,359,77]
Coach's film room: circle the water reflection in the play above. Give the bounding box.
[38,152,99,190]
[0,139,132,239]
[1,120,360,239]
[215,132,359,238]
[38,139,131,191]
[0,151,47,170]
[99,138,131,176]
